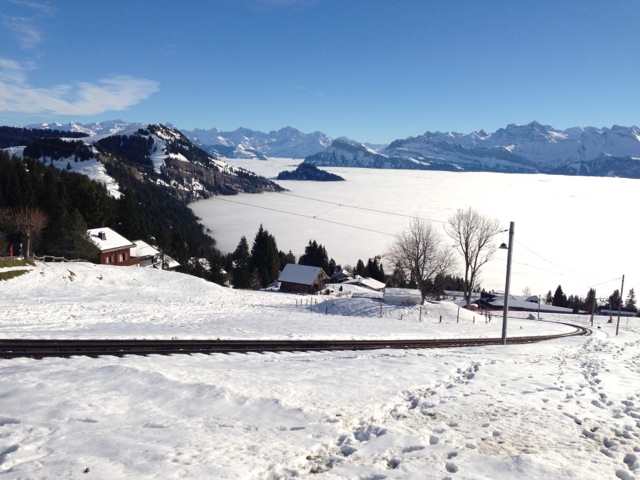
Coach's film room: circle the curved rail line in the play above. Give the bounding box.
[0,323,591,359]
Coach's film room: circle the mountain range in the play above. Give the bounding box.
[305,122,640,178]
[27,121,333,160]
[22,120,640,179]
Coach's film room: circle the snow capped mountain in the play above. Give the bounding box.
[182,126,333,159]
[26,119,143,137]
[6,123,283,201]
[31,121,334,160]
[306,122,640,178]
[18,120,640,178]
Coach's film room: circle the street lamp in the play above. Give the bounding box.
[500,221,515,345]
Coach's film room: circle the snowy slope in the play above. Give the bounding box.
[6,124,283,201]
[1,262,639,479]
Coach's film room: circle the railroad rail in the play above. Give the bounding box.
[0,324,590,359]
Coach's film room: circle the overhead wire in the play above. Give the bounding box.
[214,196,398,237]
[279,191,448,224]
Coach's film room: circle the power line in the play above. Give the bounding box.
[214,196,398,236]
[279,191,448,224]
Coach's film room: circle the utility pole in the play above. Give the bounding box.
[501,221,514,345]
[616,275,625,335]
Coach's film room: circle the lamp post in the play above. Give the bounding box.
[500,221,515,345]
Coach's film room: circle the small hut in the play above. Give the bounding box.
[278,264,329,294]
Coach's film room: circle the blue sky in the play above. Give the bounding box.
[1,0,639,144]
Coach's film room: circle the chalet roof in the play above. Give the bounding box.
[341,275,386,291]
[87,227,135,253]
[131,240,158,259]
[131,240,181,270]
[278,264,328,286]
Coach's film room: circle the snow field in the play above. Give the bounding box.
[0,262,639,479]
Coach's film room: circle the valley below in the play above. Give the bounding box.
[191,158,639,298]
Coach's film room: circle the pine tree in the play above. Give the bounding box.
[545,290,553,305]
[365,257,386,283]
[625,288,636,311]
[609,289,621,309]
[552,285,567,307]
[585,288,597,313]
[389,262,407,288]
[298,240,330,274]
[231,236,252,289]
[279,250,296,270]
[208,251,227,286]
[249,225,280,288]
[354,259,366,277]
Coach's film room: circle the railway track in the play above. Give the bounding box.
[0,324,591,359]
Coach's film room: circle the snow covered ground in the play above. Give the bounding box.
[1,262,639,479]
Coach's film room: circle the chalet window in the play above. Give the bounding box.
[106,255,112,264]
[118,253,125,262]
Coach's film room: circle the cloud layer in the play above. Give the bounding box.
[0,59,160,115]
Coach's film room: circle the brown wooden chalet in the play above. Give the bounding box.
[278,264,329,294]
[87,227,139,266]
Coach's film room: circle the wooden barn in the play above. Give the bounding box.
[278,264,329,294]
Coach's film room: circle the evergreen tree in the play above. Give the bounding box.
[552,285,567,307]
[566,294,582,313]
[279,250,296,270]
[208,251,227,286]
[298,240,330,274]
[625,288,637,311]
[231,236,252,289]
[354,259,366,277]
[388,262,408,288]
[116,186,147,241]
[328,259,337,276]
[545,290,553,305]
[249,225,280,288]
[585,288,597,313]
[609,289,621,309]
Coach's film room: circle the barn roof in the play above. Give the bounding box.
[278,264,328,286]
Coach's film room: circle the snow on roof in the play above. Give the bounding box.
[341,276,386,291]
[131,240,181,269]
[383,288,422,298]
[131,240,159,259]
[88,227,135,252]
[481,295,575,313]
[278,264,327,286]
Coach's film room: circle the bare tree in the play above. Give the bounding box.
[445,207,502,307]
[386,217,455,302]
[11,207,49,258]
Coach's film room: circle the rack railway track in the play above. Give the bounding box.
[0,323,591,359]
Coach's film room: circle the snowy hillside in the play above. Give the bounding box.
[306,122,640,178]
[5,124,283,201]
[1,262,639,479]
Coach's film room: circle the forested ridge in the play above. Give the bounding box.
[0,150,216,275]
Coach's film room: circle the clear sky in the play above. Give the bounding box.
[1,0,640,144]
